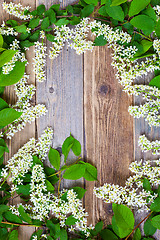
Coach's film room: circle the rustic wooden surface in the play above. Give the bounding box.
[1,0,160,239]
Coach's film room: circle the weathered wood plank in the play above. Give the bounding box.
[84,46,134,226]
[0,1,36,239]
[35,0,84,188]
[134,73,160,238]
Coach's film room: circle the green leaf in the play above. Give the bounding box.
[94,35,107,46]
[100,229,118,240]
[0,227,8,240]
[80,5,94,18]
[46,220,60,238]
[71,139,81,156]
[6,20,18,27]
[46,34,55,42]
[50,4,60,12]
[0,205,9,215]
[0,139,9,158]
[143,178,151,192]
[16,184,30,196]
[37,4,46,15]
[0,50,17,67]
[28,18,40,29]
[48,148,60,170]
[8,230,18,240]
[98,6,108,16]
[0,146,6,158]
[0,108,22,129]
[65,215,77,226]
[29,32,40,42]
[4,211,22,224]
[129,0,151,17]
[46,179,55,193]
[44,167,59,185]
[112,215,130,238]
[0,87,4,96]
[134,40,152,58]
[19,32,30,41]
[149,75,160,89]
[62,136,74,161]
[83,163,97,181]
[20,40,35,48]
[142,5,157,22]
[41,17,50,30]
[112,204,134,233]
[111,0,127,6]
[144,219,157,236]
[150,197,160,212]
[32,155,43,166]
[0,98,9,111]
[63,164,86,180]
[95,221,103,233]
[151,215,160,229]
[151,0,160,5]
[55,19,70,27]
[18,205,32,224]
[72,186,87,199]
[45,9,56,24]
[155,19,160,38]
[132,228,141,240]
[0,138,9,153]
[62,135,81,162]
[83,0,98,6]
[130,15,155,35]
[105,0,124,22]
[60,228,68,240]
[0,35,3,48]
[15,25,27,33]
[0,61,26,86]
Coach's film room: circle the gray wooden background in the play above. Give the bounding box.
[1,0,160,239]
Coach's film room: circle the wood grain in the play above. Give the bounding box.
[1,0,160,239]
[35,0,84,188]
[83,46,134,226]
[0,1,36,239]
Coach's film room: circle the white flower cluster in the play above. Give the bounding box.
[2,39,27,75]
[68,18,93,55]
[0,21,18,36]
[123,84,160,127]
[124,84,160,99]
[126,159,160,188]
[2,2,32,20]
[49,18,131,59]
[138,135,160,155]
[153,5,160,19]
[90,20,131,44]
[128,99,160,127]
[33,36,47,82]
[0,74,47,139]
[0,128,53,193]
[9,163,94,237]
[49,25,72,59]
[153,39,160,57]
[94,134,160,212]
[94,183,155,212]
[94,160,159,212]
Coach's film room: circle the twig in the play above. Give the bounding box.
[125,211,153,240]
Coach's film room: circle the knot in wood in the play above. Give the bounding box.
[49,87,54,93]
[99,85,109,96]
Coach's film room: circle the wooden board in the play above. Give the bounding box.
[1,0,160,239]
[83,46,134,225]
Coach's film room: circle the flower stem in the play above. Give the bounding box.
[125,211,153,240]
